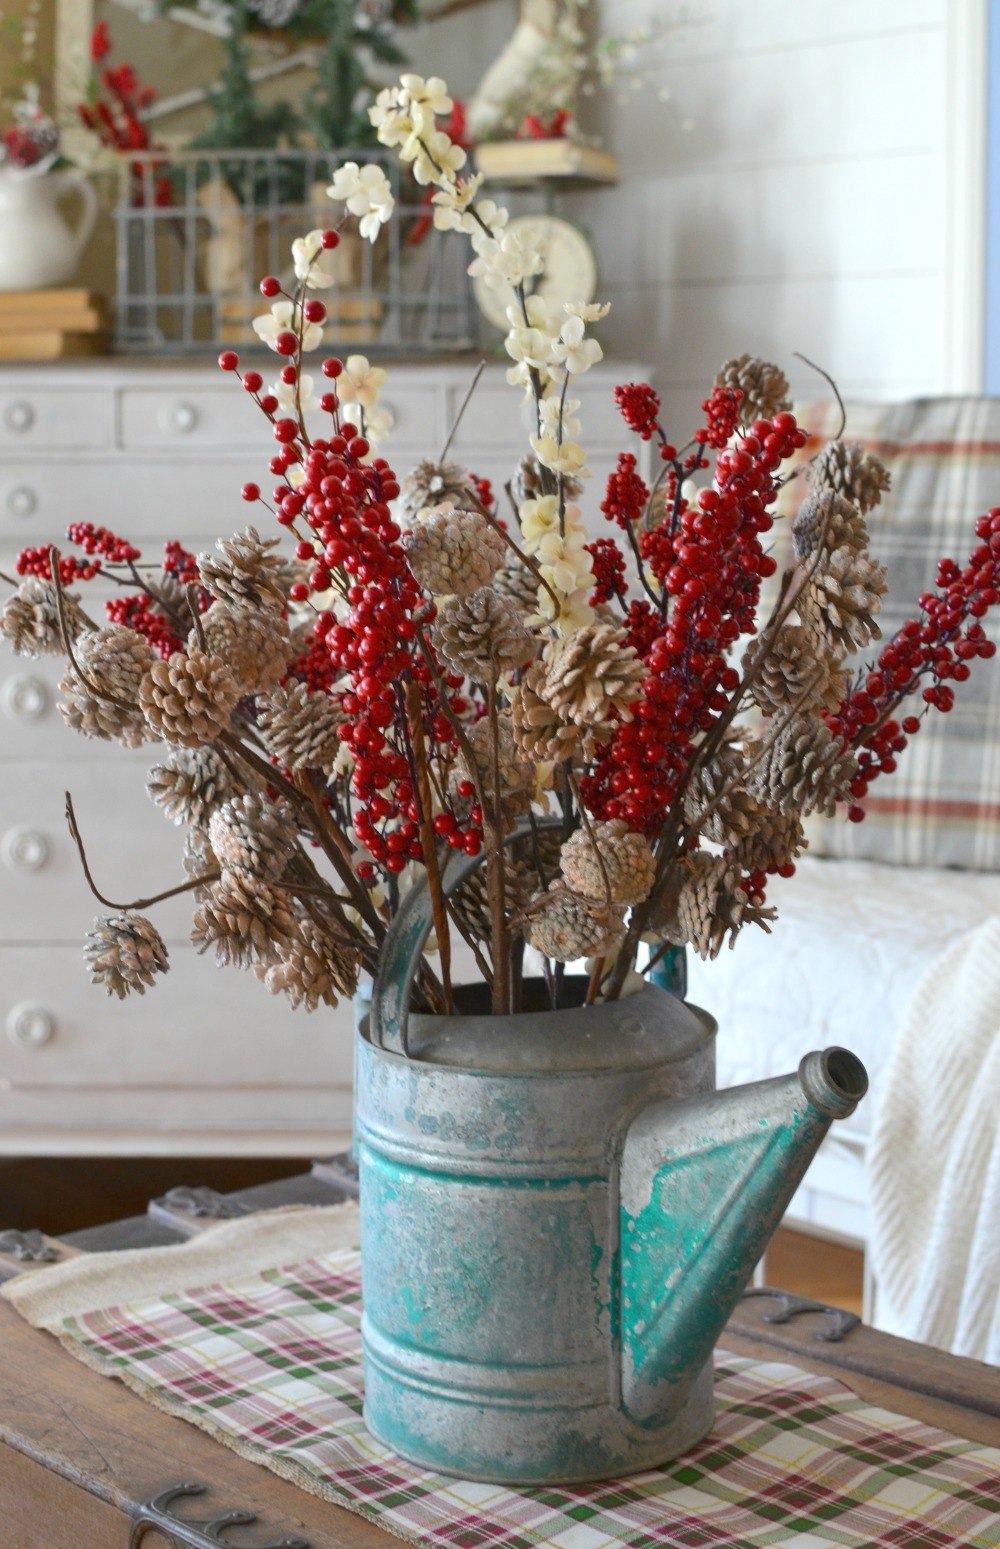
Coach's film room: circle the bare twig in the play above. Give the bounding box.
[440,359,486,464]
[794,352,846,441]
[187,585,207,651]
[65,792,219,911]
[406,679,454,1013]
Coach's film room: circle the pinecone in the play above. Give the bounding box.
[399,458,478,523]
[493,554,541,617]
[522,886,626,964]
[683,749,760,847]
[659,852,776,960]
[1,576,86,658]
[731,808,807,873]
[511,454,582,508]
[747,716,858,818]
[84,912,169,999]
[182,825,215,890]
[433,588,536,681]
[195,602,289,697]
[191,873,298,971]
[404,506,506,597]
[715,355,791,424]
[559,819,655,907]
[810,440,891,514]
[450,714,534,816]
[147,746,236,827]
[798,545,888,653]
[198,527,288,611]
[139,646,240,747]
[745,624,847,718]
[257,681,344,773]
[452,833,562,943]
[208,792,296,883]
[59,627,158,749]
[792,490,869,563]
[514,623,644,757]
[262,917,360,1010]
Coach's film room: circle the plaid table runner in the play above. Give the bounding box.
[36,1244,1000,1548]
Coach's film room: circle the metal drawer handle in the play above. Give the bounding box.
[6,1002,56,1048]
[2,825,50,873]
[3,400,35,433]
[5,484,37,518]
[1,673,49,721]
[166,400,199,434]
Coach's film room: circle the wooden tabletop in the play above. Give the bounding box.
[2,1162,998,1549]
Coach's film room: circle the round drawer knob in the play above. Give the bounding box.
[5,485,38,518]
[3,400,35,433]
[6,1002,55,1048]
[1,673,49,721]
[166,400,199,434]
[2,826,50,873]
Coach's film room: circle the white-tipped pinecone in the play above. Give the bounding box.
[262,917,360,1010]
[450,714,534,816]
[792,490,869,563]
[433,588,536,681]
[404,506,506,597]
[745,624,847,718]
[715,355,791,423]
[747,716,857,818]
[208,792,296,883]
[452,832,562,943]
[182,826,215,896]
[731,809,807,873]
[798,545,888,653]
[493,554,541,617]
[257,680,344,773]
[195,602,289,697]
[2,576,86,658]
[512,674,582,763]
[147,746,236,827]
[59,627,158,749]
[511,453,582,508]
[559,819,655,907]
[191,873,298,971]
[659,851,776,960]
[515,623,644,755]
[810,440,891,514]
[522,886,626,964]
[399,458,478,523]
[139,646,240,747]
[198,526,288,611]
[683,749,760,847]
[84,912,169,999]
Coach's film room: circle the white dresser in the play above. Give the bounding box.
[0,358,651,1157]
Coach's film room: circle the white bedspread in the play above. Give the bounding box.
[685,855,1000,1134]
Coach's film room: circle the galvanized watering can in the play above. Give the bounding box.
[356,846,868,1485]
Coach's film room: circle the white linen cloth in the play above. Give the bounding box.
[868,916,1000,1364]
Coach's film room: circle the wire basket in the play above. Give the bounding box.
[113,147,478,356]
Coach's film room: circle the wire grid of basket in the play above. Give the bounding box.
[113,147,478,356]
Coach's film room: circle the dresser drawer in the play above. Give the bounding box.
[447,376,643,452]
[0,942,354,1090]
[0,462,248,539]
[0,388,112,452]
[118,383,421,449]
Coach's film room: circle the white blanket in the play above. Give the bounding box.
[868,916,1000,1364]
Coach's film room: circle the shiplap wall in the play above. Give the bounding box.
[415,1,985,435]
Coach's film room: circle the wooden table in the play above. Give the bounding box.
[2,1162,998,1549]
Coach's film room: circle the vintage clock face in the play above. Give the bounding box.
[473,214,599,332]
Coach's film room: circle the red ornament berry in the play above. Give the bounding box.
[320,230,340,250]
[241,482,261,502]
[322,357,344,378]
[259,276,281,297]
[242,370,263,393]
[304,299,327,323]
[274,330,299,357]
[218,349,239,371]
[273,418,298,444]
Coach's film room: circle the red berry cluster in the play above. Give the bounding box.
[697,385,743,449]
[105,594,181,658]
[16,545,100,585]
[600,453,650,528]
[585,538,628,605]
[825,508,1000,820]
[614,382,662,441]
[66,522,141,564]
[162,541,202,587]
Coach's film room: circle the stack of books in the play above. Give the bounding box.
[0,289,110,361]
[474,140,619,184]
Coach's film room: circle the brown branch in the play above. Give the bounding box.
[186,585,207,651]
[406,679,454,1013]
[485,677,510,1013]
[794,352,846,441]
[440,359,486,464]
[65,791,219,912]
[475,488,563,623]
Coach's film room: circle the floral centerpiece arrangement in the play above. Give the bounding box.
[3,71,998,1020]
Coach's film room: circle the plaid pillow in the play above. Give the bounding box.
[775,396,1000,871]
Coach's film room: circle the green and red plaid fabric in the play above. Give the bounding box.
[58,1247,1000,1548]
[776,396,1000,872]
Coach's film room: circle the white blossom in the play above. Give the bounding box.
[431,173,483,232]
[564,301,611,323]
[552,314,603,376]
[327,162,394,243]
[468,224,545,292]
[361,403,394,448]
[252,299,323,353]
[519,495,560,553]
[336,354,388,410]
[531,434,589,479]
[399,73,453,118]
[291,229,338,289]
[269,373,318,414]
[539,395,582,441]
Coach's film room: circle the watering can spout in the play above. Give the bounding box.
[619,1046,868,1424]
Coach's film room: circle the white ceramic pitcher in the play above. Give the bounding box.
[0,168,98,291]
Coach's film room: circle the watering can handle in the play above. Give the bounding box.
[369,817,562,1057]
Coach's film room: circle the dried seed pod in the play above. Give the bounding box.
[147,746,236,828]
[798,545,888,653]
[195,602,289,697]
[139,646,241,747]
[731,809,807,874]
[84,912,169,999]
[398,457,479,523]
[262,917,361,1010]
[208,792,296,883]
[450,714,534,816]
[559,819,655,907]
[715,354,791,424]
[744,624,847,718]
[683,749,760,848]
[746,716,858,818]
[513,622,643,760]
[522,886,626,963]
[493,554,540,617]
[404,506,506,597]
[1,576,86,658]
[809,440,891,515]
[433,588,536,680]
[257,680,344,773]
[198,526,288,611]
[191,873,298,970]
[792,490,869,563]
[59,627,158,749]
[657,852,776,961]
